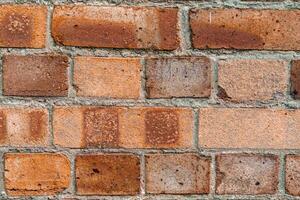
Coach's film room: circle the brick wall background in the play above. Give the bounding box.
[0,0,299,199]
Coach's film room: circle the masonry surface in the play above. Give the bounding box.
[0,0,299,200]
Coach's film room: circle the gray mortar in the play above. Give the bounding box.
[0,0,299,199]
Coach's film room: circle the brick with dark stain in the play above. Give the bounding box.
[52,6,179,50]
[190,9,300,50]
[291,60,300,99]
[29,111,46,143]
[0,5,47,48]
[0,111,7,144]
[83,108,119,147]
[75,154,140,195]
[3,55,68,97]
[145,109,179,146]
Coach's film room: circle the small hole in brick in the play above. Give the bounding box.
[92,168,100,173]
[255,181,260,186]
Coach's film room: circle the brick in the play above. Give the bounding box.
[218,59,288,101]
[145,153,210,194]
[0,5,47,48]
[3,55,69,97]
[74,57,141,99]
[75,154,140,195]
[5,153,70,196]
[199,108,300,149]
[0,107,49,147]
[190,9,300,50]
[291,60,300,99]
[52,5,179,50]
[216,154,279,194]
[146,57,211,98]
[285,155,300,196]
[53,106,193,149]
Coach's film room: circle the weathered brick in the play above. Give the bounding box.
[52,5,179,50]
[145,153,210,194]
[285,155,300,196]
[5,153,70,196]
[3,55,69,97]
[190,9,300,50]
[216,154,279,194]
[218,59,288,101]
[291,60,300,99]
[0,107,49,147]
[0,5,47,48]
[199,108,300,149]
[74,57,141,99]
[76,154,140,195]
[53,106,193,149]
[146,57,211,98]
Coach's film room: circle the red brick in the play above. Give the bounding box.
[74,57,141,99]
[199,108,300,149]
[146,57,211,98]
[52,5,179,50]
[53,106,193,149]
[218,59,288,101]
[291,60,300,99]
[216,154,279,194]
[0,5,47,48]
[190,9,300,50]
[145,153,210,194]
[285,155,300,196]
[3,55,69,97]
[75,154,140,195]
[5,153,71,196]
[0,107,49,147]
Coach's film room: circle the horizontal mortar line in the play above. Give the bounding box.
[2,147,300,155]
[1,1,300,9]
[1,47,300,57]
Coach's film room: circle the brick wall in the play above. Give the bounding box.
[0,0,299,199]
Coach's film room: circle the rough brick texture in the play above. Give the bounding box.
[146,57,211,98]
[74,57,141,98]
[190,9,300,50]
[3,55,69,96]
[53,106,193,148]
[0,5,47,48]
[52,5,179,50]
[285,155,300,196]
[218,59,288,101]
[75,154,140,195]
[145,153,210,194]
[216,154,279,194]
[291,60,300,99]
[5,153,70,196]
[0,107,49,147]
[0,1,299,199]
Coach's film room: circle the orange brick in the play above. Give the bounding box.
[145,153,210,194]
[216,154,279,194]
[76,154,140,195]
[53,106,193,149]
[52,5,179,50]
[74,57,141,99]
[146,57,211,98]
[285,155,300,196]
[199,108,300,149]
[0,107,49,147]
[0,5,47,48]
[190,9,300,50]
[3,55,69,97]
[5,153,70,196]
[218,59,288,101]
